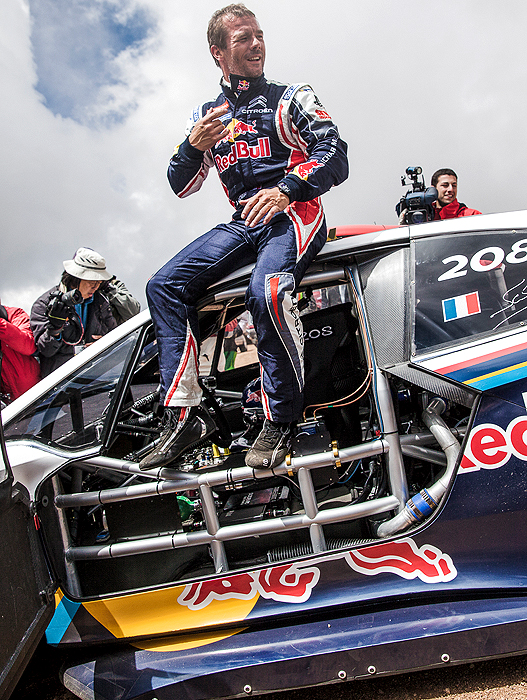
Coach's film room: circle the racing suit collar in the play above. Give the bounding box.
[221,73,266,99]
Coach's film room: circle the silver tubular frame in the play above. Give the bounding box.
[51,270,423,584]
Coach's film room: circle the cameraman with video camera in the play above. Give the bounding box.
[30,248,118,377]
[396,166,481,225]
[431,168,481,220]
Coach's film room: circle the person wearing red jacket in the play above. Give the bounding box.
[431,168,481,220]
[0,303,41,403]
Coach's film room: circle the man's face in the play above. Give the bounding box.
[211,15,265,80]
[435,175,458,207]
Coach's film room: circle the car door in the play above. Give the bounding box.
[0,433,55,699]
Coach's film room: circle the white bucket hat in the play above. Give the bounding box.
[63,247,112,281]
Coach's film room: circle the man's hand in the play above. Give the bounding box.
[46,299,71,329]
[240,187,290,228]
[188,102,230,152]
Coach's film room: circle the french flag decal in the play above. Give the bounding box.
[442,291,481,322]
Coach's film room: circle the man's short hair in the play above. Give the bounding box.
[207,4,256,66]
[431,168,458,187]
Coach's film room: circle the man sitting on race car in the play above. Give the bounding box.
[140,3,349,472]
[432,168,482,220]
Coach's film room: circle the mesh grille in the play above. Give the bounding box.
[385,362,477,408]
[359,248,410,366]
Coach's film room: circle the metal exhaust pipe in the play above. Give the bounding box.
[375,398,461,539]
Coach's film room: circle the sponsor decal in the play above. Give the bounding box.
[245,388,261,404]
[218,118,259,145]
[237,79,250,91]
[282,84,296,100]
[442,291,481,322]
[178,563,320,610]
[215,138,271,174]
[177,539,457,612]
[244,107,273,114]
[346,539,457,583]
[303,325,333,341]
[266,274,303,348]
[248,96,268,109]
[315,109,332,120]
[293,160,321,180]
[461,414,527,472]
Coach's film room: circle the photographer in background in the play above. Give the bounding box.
[0,302,40,403]
[30,248,117,377]
[431,169,482,220]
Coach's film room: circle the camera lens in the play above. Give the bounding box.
[63,289,83,306]
[409,211,427,225]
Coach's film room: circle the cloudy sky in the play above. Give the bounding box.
[2,0,527,312]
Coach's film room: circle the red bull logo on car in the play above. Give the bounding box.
[177,539,457,611]
[178,562,320,610]
[461,415,527,472]
[346,539,457,583]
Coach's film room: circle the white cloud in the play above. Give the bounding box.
[28,0,157,125]
[2,0,527,316]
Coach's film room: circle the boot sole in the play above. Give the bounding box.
[138,427,216,471]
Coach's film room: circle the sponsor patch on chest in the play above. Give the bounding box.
[215,138,271,174]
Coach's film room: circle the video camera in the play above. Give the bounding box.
[46,288,83,328]
[396,166,438,225]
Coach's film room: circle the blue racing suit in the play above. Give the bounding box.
[147,73,348,423]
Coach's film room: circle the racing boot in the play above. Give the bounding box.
[139,406,216,471]
[245,419,293,470]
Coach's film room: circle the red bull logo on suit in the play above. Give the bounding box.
[292,160,321,180]
[215,138,271,174]
[217,118,259,144]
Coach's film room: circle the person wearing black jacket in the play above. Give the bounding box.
[30,248,117,377]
